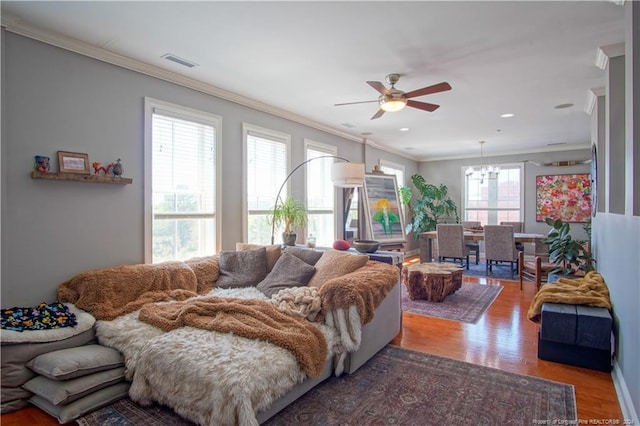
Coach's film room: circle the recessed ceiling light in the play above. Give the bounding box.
[399,128,409,132]
[554,103,574,109]
[500,113,515,118]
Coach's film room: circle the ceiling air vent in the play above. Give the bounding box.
[161,53,198,68]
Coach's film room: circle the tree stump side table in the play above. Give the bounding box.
[401,263,463,302]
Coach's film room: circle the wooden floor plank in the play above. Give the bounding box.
[1,262,622,424]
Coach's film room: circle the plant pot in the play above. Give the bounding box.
[282,232,297,246]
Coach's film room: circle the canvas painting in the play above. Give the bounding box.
[362,174,406,243]
[536,173,591,223]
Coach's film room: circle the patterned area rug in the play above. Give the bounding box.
[463,260,519,280]
[78,346,577,426]
[401,282,503,323]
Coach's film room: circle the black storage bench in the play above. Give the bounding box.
[538,302,613,372]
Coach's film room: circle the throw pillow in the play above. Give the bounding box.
[307,249,369,288]
[256,253,316,297]
[26,345,124,381]
[23,367,125,406]
[235,243,282,272]
[216,247,268,288]
[29,382,129,423]
[284,246,324,266]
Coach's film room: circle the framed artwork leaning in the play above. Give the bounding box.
[361,173,406,243]
[535,173,591,223]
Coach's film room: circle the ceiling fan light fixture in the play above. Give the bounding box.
[380,97,407,112]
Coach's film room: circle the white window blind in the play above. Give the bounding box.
[306,142,337,246]
[463,164,523,225]
[246,127,289,245]
[149,107,217,263]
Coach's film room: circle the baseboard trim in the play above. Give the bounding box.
[612,361,639,424]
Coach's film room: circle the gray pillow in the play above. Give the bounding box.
[23,366,125,406]
[29,382,129,423]
[284,246,324,266]
[26,345,124,380]
[216,247,268,288]
[256,253,316,297]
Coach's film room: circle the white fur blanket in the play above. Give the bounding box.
[96,287,339,426]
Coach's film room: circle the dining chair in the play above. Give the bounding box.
[460,221,481,264]
[500,221,525,251]
[436,224,469,269]
[484,225,518,278]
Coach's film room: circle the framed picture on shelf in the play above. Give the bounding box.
[362,173,406,243]
[57,151,90,174]
[535,173,591,223]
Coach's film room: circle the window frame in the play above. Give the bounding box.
[461,162,524,225]
[304,139,338,245]
[143,97,222,263]
[378,159,406,187]
[242,123,291,244]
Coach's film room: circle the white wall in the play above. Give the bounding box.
[0,32,417,306]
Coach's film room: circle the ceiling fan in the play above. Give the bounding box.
[334,74,452,120]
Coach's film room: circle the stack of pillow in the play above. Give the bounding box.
[23,344,129,423]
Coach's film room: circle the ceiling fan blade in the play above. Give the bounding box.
[367,81,391,96]
[334,100,379,106]
[371,109,385,120]
[404,82,452,99]
[407,100,440,112]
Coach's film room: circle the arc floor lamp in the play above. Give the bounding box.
[270,156,365,245]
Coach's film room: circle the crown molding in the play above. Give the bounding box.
[417,143,592,162]
[595,42,625,69]
[585,86,606,115]
[1,15,366,147]
[363,138,417,161]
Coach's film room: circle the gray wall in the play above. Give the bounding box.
[417,149,591,239]
[0,32,417,307]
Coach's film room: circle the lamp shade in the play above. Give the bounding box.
[331,162,365,187]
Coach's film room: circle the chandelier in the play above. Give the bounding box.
[465,141,499,183]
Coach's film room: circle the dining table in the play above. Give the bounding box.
[419,230,546,263]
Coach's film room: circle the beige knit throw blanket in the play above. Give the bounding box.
[57,262,200,321]
[527,271,612,323]
[319,261,399,325]
[138,297,328,378]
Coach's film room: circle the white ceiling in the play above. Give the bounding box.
[1,1,625,161]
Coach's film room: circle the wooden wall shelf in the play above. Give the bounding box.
[31,171,133,185]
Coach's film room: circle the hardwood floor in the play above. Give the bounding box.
[1,261,623,425]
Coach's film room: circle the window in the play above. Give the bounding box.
[244,124,290,245]
[379,159,405,187]
[144,98,220,263]
[305,140,337,246]
[463,164,523,225]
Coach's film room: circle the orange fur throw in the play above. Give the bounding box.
[138,297,328,377]
[319,261,399,325]
[527,271,612,322]
[57,262,201,321]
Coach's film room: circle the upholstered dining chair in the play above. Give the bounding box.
[483,225,518,278]
[436,224,469,269]
[500,221,525,251]
[518,241,555,290]
[461,221,481,264]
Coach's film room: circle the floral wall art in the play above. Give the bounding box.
[536,174,592,223]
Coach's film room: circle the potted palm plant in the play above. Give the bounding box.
[271,196,307,246]
[543,218,595,277]
[400,174,459,237]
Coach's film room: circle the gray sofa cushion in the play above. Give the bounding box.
[29,382,129,423]
[216,247,268,288]
[284,246,323,266]
[23,366,125,406]
[256,253,316,297]
[26,345,123,380]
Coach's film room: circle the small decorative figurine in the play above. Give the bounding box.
[112,159,123,178]
[34,156,50,173]
[92,162,112,175]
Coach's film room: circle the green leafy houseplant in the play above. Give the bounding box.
[543,218,595,275]
[400,174,459,238]
[270,196,307,245]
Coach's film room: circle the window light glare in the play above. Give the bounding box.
[400,128,410,132]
